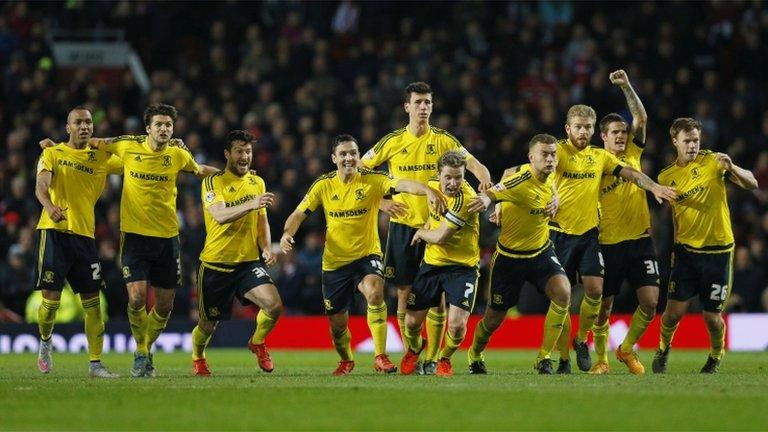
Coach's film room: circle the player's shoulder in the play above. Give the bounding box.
[112,134,147,144]
[500,165,534,188]
[245,171,266,185]
[430,126,461,144]
[308,170,337,191]
[203,170,226,190]
[658,160,679,180]
[697,149,716,161]
[372,127,407,151]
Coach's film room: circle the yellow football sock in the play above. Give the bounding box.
[404,324,424,353]
[620,307,653,353]
[538,302,568,361]
[38,298,60,341]
[366,303,387,356]
[397,311,406,346]
[146,308,170,351]
[659,318,680,351]
[709,322,726,360]
[576,295,602,341]
[251,310,277,345]
[331,327,353,361]
[127,305,149,355]
[81,296,105,362]
[191,325,212,360]
[592,320,610,363]
[440,332,464,360]
[556,311,572,360]
[425,309,446,361]
[468,319,493,362]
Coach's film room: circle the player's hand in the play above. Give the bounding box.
[609,69,629,87]
[714,152,733,171]
[468,194,492,213]
[410,229,425,246]
[545,192,560,218]
[253,192,276,210]
[262,248,276,267]
[426,187,447,215]
[280,233,295,253]
[651,183,678,204]
[477,180,494,193]
[45,205,67,222]
[39,138,55,149]
[488,203,501,225]
[380,199,408,218]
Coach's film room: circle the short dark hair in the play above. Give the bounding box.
[437,150,467,172]
[332,134,358,154]
[67,105,91,122]
[226,130,254,151]
[143,104,178,127]
[528,133,557,150]
[599,113,628,133]
[669,117,702,138]
[404,82,432,103]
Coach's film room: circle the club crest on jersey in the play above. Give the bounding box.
[42,271,54,284]
[355,188,367,200]
[87,151,96,162]
[248,177,257,185]
[205,191,216,203]
[691,167,701,179]
[162,155,171,167]
[426,143,436,155]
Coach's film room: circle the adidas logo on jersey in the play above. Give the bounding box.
[331,194,340,200]
[401,148,408,154]
[670,180,676,186]
[228,187,236,192]
[134,155,142,162]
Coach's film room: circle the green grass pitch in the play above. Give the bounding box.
[2,349,767,431]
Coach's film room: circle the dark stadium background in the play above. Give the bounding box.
[1,0,766,324]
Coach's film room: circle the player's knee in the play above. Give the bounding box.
[640,299,657,315]
[266,301,284,319]
[128,296,145,310]
[199,320,218,334]
[153,302,173,317]
[447,323,466,339]
[703,313,724,331]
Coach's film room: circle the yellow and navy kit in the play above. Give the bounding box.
[297,168,398,271]
[200,170,267,264]
[551,139,623,235]
[657,150,734,251]
[491,164,555,258]
[423,179,479,267]
[102,135,200,238]
[598,134,651,245]
[36,143,119,238]
[361,126,473,228]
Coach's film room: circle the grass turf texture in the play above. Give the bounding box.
[2,349,767,431]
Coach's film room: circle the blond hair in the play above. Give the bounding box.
[566,104,597,123]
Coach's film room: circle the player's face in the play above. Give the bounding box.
[601,121,629,153]
[672,128,701,163]
[438,165,465,196]
[565,116,595,149]
[225,140,253,176]
[405,92,433,124]
[332,141,360,176]
[146,115,174,145]
[529,142,558,175]
[66,109,93,146]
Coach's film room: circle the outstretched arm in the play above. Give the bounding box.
[410,219,458,245]
[280,210,308,253]
[395,179,447,215]
[207,193,275,225]
[195,164,219,178]
[466,157,493,192]
[618,166,677,203]
[610,69,647,142]
[715,153,759,190]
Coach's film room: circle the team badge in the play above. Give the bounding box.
[492,183,505,192]
[384,266,394,279]
[205,191,216,203]
[208,307,220,317]
[355,188,367,201]
[492,294,503,305]
[324,299,333,311]
[248,177,257,185]
[122,266,132,278]
[87,151,96,162]
[162,155,172,167]
[363,149,375,160]
[691,167,700,179]
[426,143,436,155]
[407,293,416,306]
[42,271,54,284]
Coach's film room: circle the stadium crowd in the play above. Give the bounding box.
[1,1,767,321]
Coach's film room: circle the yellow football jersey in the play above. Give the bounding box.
[297,168,399,271]
[199,170,267,264]
[36,143,117,238]
[103,135,200,238]
[492,164,555,258]
[658,150,734,251]
[361,126,473,228]
[551,139,623,235]
[598,135,651,245]
[423,179,479,267]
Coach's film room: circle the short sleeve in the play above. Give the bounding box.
[602,149,624,176]
[438,132,474,161]
[361,139,394,169]
[201,176,222,209]
[444,189,472,229]
[489,172,528,204]
[296,180,323,214]
[106,156,124,175]
[101,135,143,157]
[37,148,55,173]
[179,149,200,174]
[370,171,398,198]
